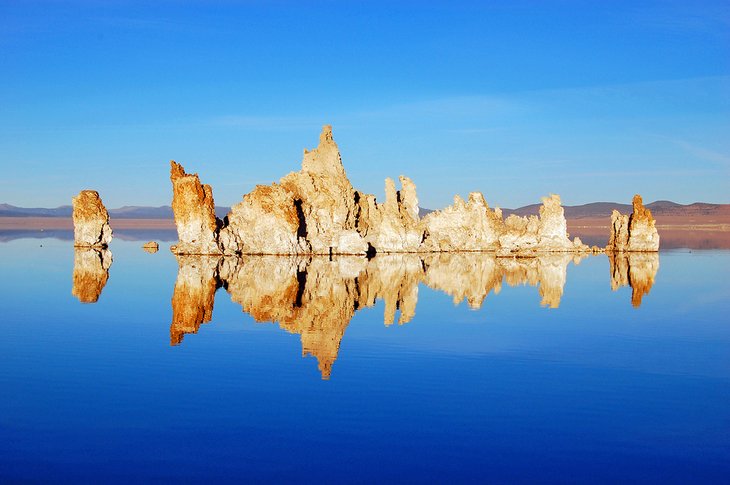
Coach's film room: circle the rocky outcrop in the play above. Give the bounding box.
[72,248,112,303]
[142,241,159,253]
[357,176,423,253]
[170,161,222,255]
[609,252,659,307]
[606,194,660,252]
[420,193,501,252]
[220,125,368,255]
[497,195,589,255]
[72,190,112,247]
[169,125,625,256]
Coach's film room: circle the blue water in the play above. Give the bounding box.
[1,237,728,483]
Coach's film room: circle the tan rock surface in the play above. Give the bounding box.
[607,194,660,252]
[497,195,589,255]
[168,125,601,256]
[358,176,423,253]
[72,190,112,247]
[72,248,112,303]
[170,161,222,255]
[420,192,503,252]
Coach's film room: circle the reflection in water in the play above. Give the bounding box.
[170,256,221,345]
[72,248,113,303]
[609,252,660,308]
[168,253,641,379]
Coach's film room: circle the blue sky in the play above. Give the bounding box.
[1,0,728,209]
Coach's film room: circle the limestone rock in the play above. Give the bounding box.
[221,125,368,255]
[357,176,423,253]
[142,241,159,253]
[72,248,112,303]
[628,195,660,251]
[606,194,660,252]
[420,192,503,252]
[72,190,112,247]
[220,184,308,255]
[497,195,589,255]
[170,161,222,255]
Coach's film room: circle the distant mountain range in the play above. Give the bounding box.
[0,204,231,219]
[3,201,729,221]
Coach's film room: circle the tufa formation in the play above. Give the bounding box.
[170,125,603,256]
[72,190,113,247]
[606,194,660,252]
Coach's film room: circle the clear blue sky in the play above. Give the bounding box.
[1,0,728,209]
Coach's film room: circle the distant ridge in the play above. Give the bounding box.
[0,204,230,219]
[2,201,728,221]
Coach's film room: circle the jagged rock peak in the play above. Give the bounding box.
[606,194,660,252]
[169,160,222,255]
[72,190,113,248]
[301,124,346,178]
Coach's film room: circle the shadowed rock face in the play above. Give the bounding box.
[608,252,659,307]
[607,195,660,252]
[169,253,613,379]
[170,125,606,256]
[170,161,222,255]
[72,190,112,247]
[72,248,112,303]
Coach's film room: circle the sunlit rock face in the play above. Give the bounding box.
[170,255,221,345]
[357,176,423,253]
[606,194,660,252]
[420,193,502,252]
[170,161,222,255]
[220,184,308,255]
[72,248,112,303]
[221,125,368,256]
[498,195,589,255]
[169,125,599,256]
[72,190,112,247]
[609,252,659,307]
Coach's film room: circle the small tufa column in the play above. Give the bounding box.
[72,190,113,248]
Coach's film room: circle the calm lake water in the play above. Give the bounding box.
[1,234,729,483]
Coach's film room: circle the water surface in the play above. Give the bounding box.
[1,236,728,482]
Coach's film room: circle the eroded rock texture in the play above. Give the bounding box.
[498,195,589,255]
[72,190,112,247]
[609,252,659,307]
[169,253,592,379]
[72,248,112,303]
[170,161,222,255]
[170,125,607,256]
[606,195,660,252]
[221,125,368,255]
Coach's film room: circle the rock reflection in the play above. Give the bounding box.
[170,253,613,379]
[170,256,222,345]
[609,252,659,307]
[72,248,113,303]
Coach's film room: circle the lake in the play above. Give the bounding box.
[1,234,728,483]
